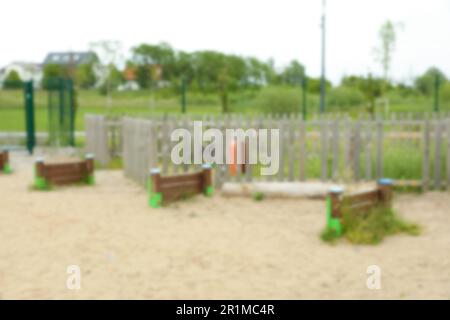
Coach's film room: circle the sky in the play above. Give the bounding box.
[1,0,449,84]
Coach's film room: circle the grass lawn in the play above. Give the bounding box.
[2,87,448,132]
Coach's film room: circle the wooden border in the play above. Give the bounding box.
[326,179,393,235]
[0,150,10,173]
[148,165,213,207]
[329,180,393,218]
[35,154,95,189]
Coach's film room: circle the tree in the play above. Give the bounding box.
[76,63,97,89]
[3,70,23,89]
[414,67,447,96]
[90,40,123,106]
[42,64,64,89]
[132,42,176,84]
[280,60,305,86]
[306,77,332,94]
[373,20,402,94]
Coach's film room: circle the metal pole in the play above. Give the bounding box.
[320,0,327,114]
[302,76,308,120]
[434,73,440,113]
[24,81,35,154]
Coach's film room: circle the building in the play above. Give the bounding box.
[42,51,98,66]
[0,62,42,88]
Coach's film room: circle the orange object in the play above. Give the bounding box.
[229,140,246,176]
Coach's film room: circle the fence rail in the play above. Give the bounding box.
[85,114,450,190]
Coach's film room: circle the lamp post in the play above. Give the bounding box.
[320,0,327,114]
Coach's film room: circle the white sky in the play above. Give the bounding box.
[1,0,449,84]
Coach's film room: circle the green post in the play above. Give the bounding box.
[59,78,65,146]
[24,81,35,155]
[85,153,95,185]
[302,76,308,120]
[68,79,76,146]
[148,168,163,208]
[34,157,47,190]
[434,73,440,113]
[202,163,214,196]
[326,186,343,236]
[181,76,187,113]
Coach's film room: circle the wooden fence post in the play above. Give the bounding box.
[321,120,329,181]
[447,119,450,190]
[423,120,430,191]
[299,118,306,181]
[376,120,384,180]
[434,120,443,190]
[353,121,361,181]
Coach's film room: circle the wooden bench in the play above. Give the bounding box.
[0,150,11,173]
[326,179,393,235]
[34,154,95,189]
[148,164,213,207]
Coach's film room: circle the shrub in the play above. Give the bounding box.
[327,85,366,109]
[321,206,420,245]
[3,70,23,89]
[251,86,301,114]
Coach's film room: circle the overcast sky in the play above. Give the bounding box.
[1,0,449,84]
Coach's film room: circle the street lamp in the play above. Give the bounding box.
[320,0,327,114]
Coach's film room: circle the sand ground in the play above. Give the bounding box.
[0,151,449,299]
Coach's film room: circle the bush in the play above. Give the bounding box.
[250,86,301,114]
[327,85,366,109]
[441,82,450,103]
[3,70,23,89]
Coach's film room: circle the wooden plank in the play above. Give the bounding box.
[298,119,306,181]
[278,116,286,181]
[434,121,443,189]
[288,116,295,182]
[343,116,351,179]
[236,114,243,182]
[182,116,190,173]
[346,189,379,204]
[422,120,430,191]
[266,114,273,182]
[365,121,372,181]
[447,120,450,190]
[331,119,339,181]
[376,120,384,179]
[353,121,361,181]
[245,115,253,182]
[161,118,170,175]
[320,120,328,181]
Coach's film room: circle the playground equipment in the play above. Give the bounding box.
[0,150,12,173]
[326,179,393,235]
[34,154,95,189]
[47,78,76,147]
[148,164,213,208]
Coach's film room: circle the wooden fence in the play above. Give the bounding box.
[85,115,122,166]
[86,114,450,190]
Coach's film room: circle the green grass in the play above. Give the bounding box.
[2,87,449,132]
[321,206,420,245]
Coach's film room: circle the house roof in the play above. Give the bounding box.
[43,51,98,66]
